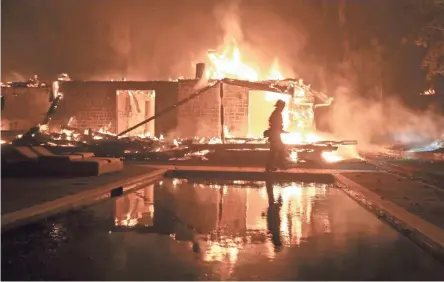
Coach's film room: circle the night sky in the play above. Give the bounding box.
[1,0,439,102]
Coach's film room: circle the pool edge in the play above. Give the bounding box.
[334,173,444,264]
[1,169,167,232]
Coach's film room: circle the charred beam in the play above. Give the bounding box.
[42,93,63,125]
[187,143,338,151]
[222,138,357,146]
[220,82,225,144]
[19,93,64,140]
[222,78,293,95]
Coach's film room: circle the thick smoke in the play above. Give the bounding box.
[2,0,307,81]
[321,76,444,152]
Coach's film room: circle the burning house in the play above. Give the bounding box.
[1,69,331,140]
[1,79,176,137]
[1,36,337,142]
[1,36,362,165]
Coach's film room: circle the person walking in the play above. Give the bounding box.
[265,99,289,171]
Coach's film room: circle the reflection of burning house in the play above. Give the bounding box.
[114,184,155,227]
[153,179,247,235]
[1,65,332,138]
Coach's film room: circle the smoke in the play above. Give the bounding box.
[322,78,444,152]
[1,71,28,82]
[2,0,310,81]
[214,0,244,43]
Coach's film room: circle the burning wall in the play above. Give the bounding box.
[116,89,155,136]
[223,83,249,137]
[176,80,249,138]
[53,81,178,136]
[1,79,251,139]
[176,80,221,138]
[2,76,328,142]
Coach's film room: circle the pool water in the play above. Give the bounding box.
[2,178,444,280]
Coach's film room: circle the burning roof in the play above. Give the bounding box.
[220,78,332,106]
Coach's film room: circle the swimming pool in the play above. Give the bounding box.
[2,178,444,280]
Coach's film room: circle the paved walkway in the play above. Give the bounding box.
[364,154,444,189]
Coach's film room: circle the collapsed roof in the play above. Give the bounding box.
[220,78,333,106]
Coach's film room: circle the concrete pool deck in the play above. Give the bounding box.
[2,162,444,262]
[1,164,167,231]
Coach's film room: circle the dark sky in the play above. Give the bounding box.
[0,0,433,98]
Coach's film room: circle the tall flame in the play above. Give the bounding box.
[205,37,359,162]
[206,38,258,81]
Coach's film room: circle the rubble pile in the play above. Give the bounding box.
[1,75,47,88]
[8,122,273,161]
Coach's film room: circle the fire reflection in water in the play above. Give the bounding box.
[113,179,332,279]
[114,184,155,227]
[198,180,330,279]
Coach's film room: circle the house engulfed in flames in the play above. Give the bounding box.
[0,72,331,141]
[1,39,333,146]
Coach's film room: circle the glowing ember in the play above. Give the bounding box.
[173,139,179,146]
[137,132,151,138]
[223,125,232,138]
[67,116,75,127]
[321,151,343,163]
[97,123,115,135]
[281,132,320,145]
[421,88,436,95]
[39,124,49,132]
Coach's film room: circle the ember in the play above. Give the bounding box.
[421,88,436,95]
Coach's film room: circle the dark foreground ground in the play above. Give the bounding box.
[2,178,444,281]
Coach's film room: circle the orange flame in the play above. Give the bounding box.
[205,38,359,163]
[206,38,258,81]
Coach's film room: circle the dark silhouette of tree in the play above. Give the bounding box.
[408,0,444,80]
